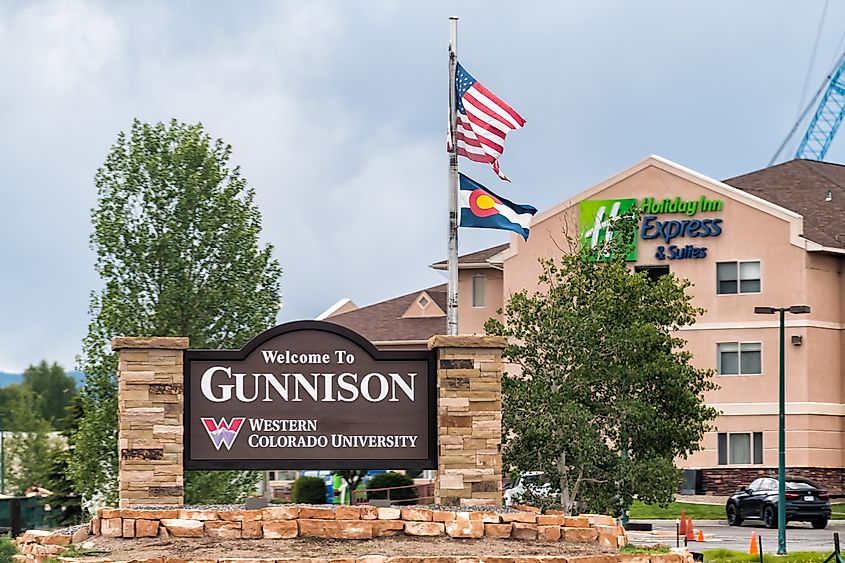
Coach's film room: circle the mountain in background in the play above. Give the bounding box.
[0,371,85,388]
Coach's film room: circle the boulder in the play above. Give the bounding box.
[262,520,298,539]
[538,525,561,542]
[483,523,512,539]
[511,522,538,540]
[445,519,484,539]
[400,507,433,522]
[404,522,445,537]
[160,519,204,538]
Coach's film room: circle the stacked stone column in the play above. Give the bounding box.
[113,336,189,508]
[428,335,506,506]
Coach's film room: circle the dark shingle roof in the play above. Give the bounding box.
[724,159,845,250]
[325,284,447,343]
[430,243,509,270]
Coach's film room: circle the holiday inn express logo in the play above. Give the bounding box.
[579,198,638,260]
[580,195,726,262]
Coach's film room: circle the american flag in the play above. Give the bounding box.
[452,62,525,181]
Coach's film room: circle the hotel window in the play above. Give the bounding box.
[635,265,670,283]
[472,276,486,308]
[717,261,761,294]
[718,432,763,465]
[718,342,762,375]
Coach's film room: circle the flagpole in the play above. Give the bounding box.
[447,16,459,336]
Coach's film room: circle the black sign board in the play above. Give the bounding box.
[184,321,437,470]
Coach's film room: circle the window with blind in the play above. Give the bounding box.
[717,261,761,294]
[472,276,486,308]
[718,342,762,375]
[718,432,763,465]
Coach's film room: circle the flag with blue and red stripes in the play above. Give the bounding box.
[452,62,526,181]
[459,173,537,240]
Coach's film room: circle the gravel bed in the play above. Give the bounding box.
[51,523,88,536]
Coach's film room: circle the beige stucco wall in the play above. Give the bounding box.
[457,267,503,335]
[462,157,845,472]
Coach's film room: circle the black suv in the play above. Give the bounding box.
[726,476,831,529]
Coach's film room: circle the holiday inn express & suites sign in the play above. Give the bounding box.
[580,195,725,261]
[184,321,437,470]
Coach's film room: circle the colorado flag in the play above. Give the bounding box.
[459,173,537,240]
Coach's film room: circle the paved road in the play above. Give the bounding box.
[627,519,845,553]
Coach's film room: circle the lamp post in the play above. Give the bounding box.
[753,304,811,555]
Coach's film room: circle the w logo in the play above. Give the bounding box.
[201,417,246,451]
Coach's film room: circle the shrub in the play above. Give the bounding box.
[0,536,16,563]
[291,476,327,504]
[366,472,417,505]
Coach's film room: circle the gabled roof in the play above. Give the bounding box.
[325,284,447,344]
[316,298,358,320]
[430,244,509,271]
[724,159,845,250]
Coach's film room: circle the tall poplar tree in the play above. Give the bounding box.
[71,119,282,508]
[485,213,718,515]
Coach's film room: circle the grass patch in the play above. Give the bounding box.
[620,545,671,554]
[703,549,829,563]
[628,500,726,520]
[60,545,109,558]
[830,503,845,520]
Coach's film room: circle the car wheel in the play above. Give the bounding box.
[727,503,743,526]
[812,518,828,530]
[763,505,777,529]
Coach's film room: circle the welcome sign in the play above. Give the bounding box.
[184,321,437,469]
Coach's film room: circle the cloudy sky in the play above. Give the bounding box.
[2,1,845,373]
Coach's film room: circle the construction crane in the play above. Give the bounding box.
[770,51,845,165]
[795,52,845,160]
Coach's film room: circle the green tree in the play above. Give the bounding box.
[71,118,282,508]
[485,212,718,516]
[3,386,60,495]
[22,360,77,430]
[44,395,84,526]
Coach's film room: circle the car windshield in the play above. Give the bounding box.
[786,481,817,491]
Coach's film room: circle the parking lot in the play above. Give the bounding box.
[627,519,845,553]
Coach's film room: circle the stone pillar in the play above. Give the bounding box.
[428,335,506,507]
[112,336,189,508]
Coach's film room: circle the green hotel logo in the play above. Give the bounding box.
[579,198,638,260]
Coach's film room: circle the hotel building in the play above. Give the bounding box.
[322,156,845,494]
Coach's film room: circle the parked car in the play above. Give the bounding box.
[726,476,831,529]
[503,471,554,507]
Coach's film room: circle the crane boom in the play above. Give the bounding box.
[795,53,845,160]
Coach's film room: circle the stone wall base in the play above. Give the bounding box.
[15,506,634,563]
[697,467,845,495]
[14,552,695,563]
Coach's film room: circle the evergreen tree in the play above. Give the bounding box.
[3,386,59,495]
[22,360,77,430]
[44,395,84,526]
[71,119,282,508]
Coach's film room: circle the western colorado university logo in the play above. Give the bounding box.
[201,417,246,450]
[579,198,638,260]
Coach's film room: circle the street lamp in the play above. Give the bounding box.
[753,304,811,555]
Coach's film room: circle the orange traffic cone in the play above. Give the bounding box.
[697,529,705,542]
[679,511,687,535]
[749,531,758,555]
[685,517,695,541]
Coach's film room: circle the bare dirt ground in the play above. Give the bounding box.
[83,537,614,560]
